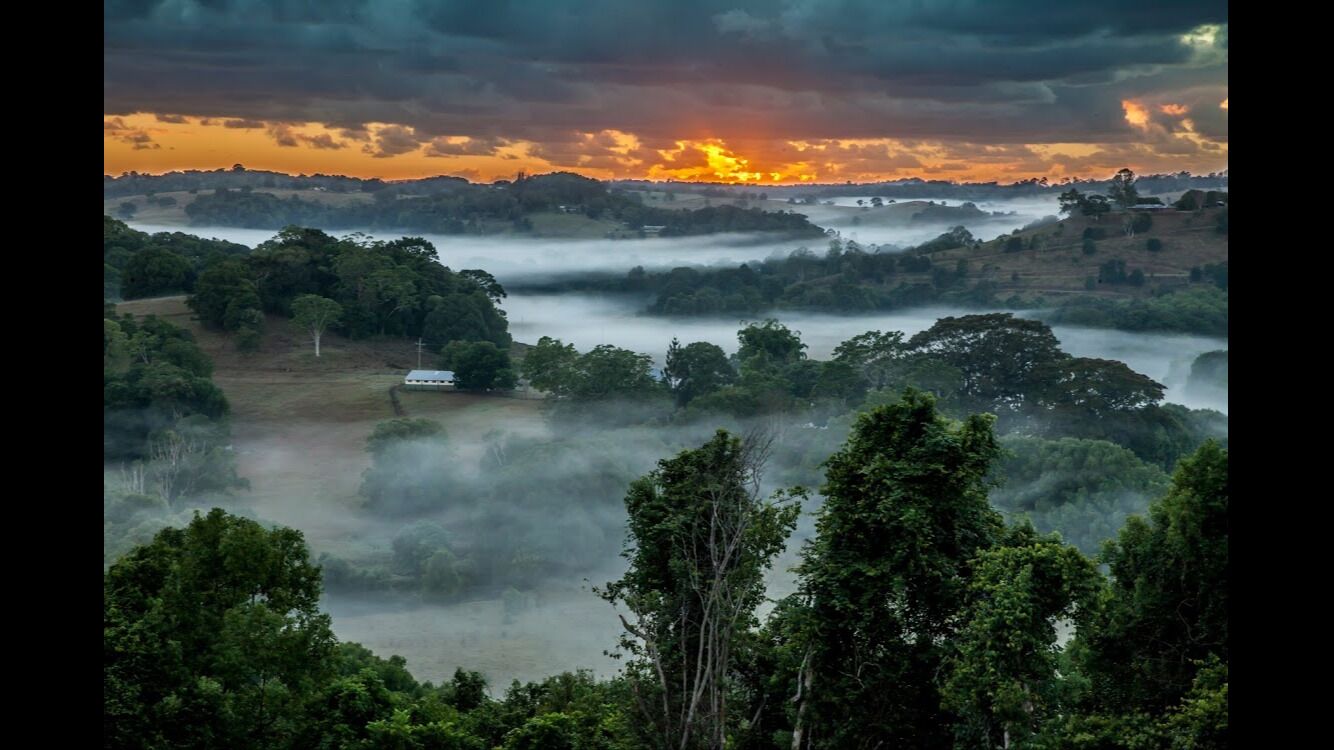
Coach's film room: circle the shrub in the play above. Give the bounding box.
[235,327,261,352]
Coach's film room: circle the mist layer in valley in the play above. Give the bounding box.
[124,220,1226,414]
[126,192,1061,280]
[504,293,1227,414]
[116,207,1225,688]
[789,194,1061,247]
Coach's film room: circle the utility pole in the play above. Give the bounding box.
[416,338,424,369]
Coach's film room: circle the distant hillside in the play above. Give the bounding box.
[518,205,1229,335]
[924,204,1228,299]
[611,171,1228,202]
[104,170,827,239]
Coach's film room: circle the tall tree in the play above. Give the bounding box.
[1080,194,1111,222]
[291,294,342,357]
[459,268,507,303]
[104,509,335,748]
[1108,168,1140,210]
[1028,357,1167,441]
[663,339,737,408]
[907,313,1066,418]
[1058,188,1085,216]
[737,320,807,369]
[1078,440,1229,713]
[601,430,800,750]
[122,246,193,299]
[441,340,517,391]
[520,336,580,396]
[831,330,908,390]
[188,258,256,329]
[789,389,1003,749]
[941,525,1103,749]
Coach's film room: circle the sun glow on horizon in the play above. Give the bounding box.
[105,112,1228,184]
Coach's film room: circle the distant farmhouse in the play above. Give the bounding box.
[404,370,455,391]
[641,225,667,236]
[1131,197,1170,210]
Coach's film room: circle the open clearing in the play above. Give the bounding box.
[113,296,569,686]
[113,296,546,543]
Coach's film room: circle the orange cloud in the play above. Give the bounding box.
[645,139,816,183]
[104,112,1228,184]
[1122,100,1151,129]
[1159,103,1189,116]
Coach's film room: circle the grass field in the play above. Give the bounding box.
[113,296,566,685]
[925,207,1228,299]
[113,296,546,543]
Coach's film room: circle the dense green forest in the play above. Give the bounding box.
[165,172,825,237]
[1045,279,1228,336]
[257,313,1223,601]
[103,308,249,562]
[106,400,1228,748]
[104,222,1227,749]
[104,219,515,357]
[106,214,1227,338]
[104,216,250,300]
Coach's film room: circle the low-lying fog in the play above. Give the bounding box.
[127,194,1060,281]
[506,293,1227,414]
[130,223,848,282]
[129,222,1229,414]
[124,209,1225,689]
[323,577,626,689]
[788,194,1061,247]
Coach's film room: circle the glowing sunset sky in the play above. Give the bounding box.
[105,1,1228,184]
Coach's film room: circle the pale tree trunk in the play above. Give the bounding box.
[121,462,147,494]
[619,432,777,750]
[314,330,322,357]
[151,430,203,502]
[790,649,813,750]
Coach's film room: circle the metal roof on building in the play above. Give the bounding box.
[406,370,455,381]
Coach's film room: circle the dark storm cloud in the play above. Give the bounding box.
[103,1,1227,146]
[363,125,425,158]
[424,135,509,157]
[302,133,347,150]
[267,123,300,147]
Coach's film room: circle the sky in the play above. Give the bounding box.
[104,1,1228,184]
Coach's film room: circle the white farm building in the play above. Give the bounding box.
[404,370,456,391]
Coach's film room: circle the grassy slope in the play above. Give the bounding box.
[112,296,546,543]
[925,207,1228,299]
[112,296,584,684]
